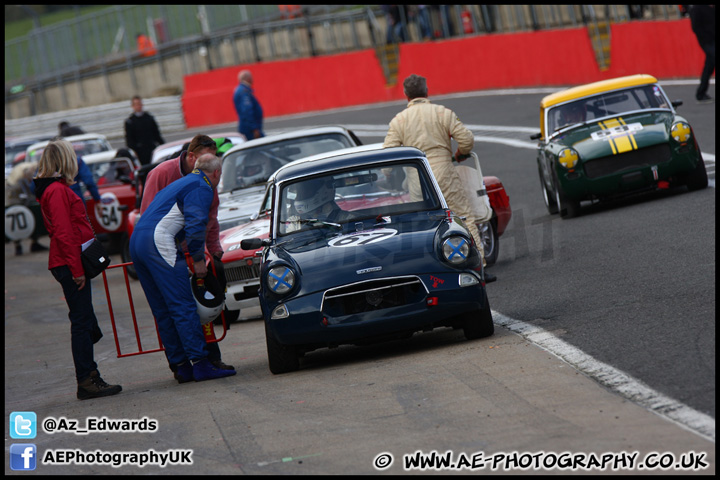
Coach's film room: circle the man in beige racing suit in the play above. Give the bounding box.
[383,74,496,283]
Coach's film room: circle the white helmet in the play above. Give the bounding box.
[190,268,225,325]
[293,177,335,215]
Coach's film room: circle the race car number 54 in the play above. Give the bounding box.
[95,192,122,232]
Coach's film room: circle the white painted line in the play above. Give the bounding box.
[492,311,716,443]
[474,135,537,150]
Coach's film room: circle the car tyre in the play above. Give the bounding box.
[121,235,138,279]
[463,290,494,340]
[477,218,499,266]
[265,322,300,374]
[684,155,708,191]
[539,165,559,214]
[555,184,581,219]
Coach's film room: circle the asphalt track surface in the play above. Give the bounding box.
[5,82,714,474]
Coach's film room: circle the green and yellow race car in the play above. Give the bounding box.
[532,74,708,218]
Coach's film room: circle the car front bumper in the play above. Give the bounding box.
[264,272,487,349]
[558,147,701,201]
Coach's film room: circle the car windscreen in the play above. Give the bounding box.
[548,84,671,133]
[89,159,135,186]
[27,138,111,163]
[219,133,355,193]
[71,138,112,156]
[277,162,440,236]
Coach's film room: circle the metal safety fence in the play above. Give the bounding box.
[5,5,683,119]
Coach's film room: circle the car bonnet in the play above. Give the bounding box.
[550,110,673,160]
[268,214,451,296]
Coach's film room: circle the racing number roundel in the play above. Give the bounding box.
[95,192,122,232]
[328,228,398,248]
[4,205,35,241]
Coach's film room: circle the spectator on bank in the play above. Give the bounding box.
[124,95,165,166]
[233,70,264,140]
[382,5,408,44]
[279,5,302,19]
[58,121,85,137]
[415,5,433,41]
[136,33,157,57]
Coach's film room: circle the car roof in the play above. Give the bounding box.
[26,133,109,152]
[6,134,55,147]
[81,150,119,164]
[271,146,425,184]
[222,126,356,156]
[540,74,659,109]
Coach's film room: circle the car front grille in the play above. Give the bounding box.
[583,143,672,179]
[321,276,428,317]
[225,261,261,284]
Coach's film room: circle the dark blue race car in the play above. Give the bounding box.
[241,146,494,374]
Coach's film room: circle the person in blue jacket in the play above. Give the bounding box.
[233,70,264,140]
[130,153,236,383]
[71,156,101,209]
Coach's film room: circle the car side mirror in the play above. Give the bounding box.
[671,100,683,108]
[530,133,542,140]
[240,238,265,250]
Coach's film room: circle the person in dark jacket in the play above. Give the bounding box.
[124,95,165,165]
[33,139,122,400]
[688,5,715,103]
[58,121,85,137]
[232,70,264,140]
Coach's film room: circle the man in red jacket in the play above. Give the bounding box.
[139,134,233,377]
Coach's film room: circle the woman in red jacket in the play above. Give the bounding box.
[34,139,122,401]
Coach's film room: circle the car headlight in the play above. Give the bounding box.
[442,236,470,265]
[267,265,295,295]
[558,148,579,169]
[671,122,692,143]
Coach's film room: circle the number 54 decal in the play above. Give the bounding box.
[94,192,122,232]
[328,228,397,248]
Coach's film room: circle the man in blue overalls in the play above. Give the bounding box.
[130,153,236,383]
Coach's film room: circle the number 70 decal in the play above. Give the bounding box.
[328,228,397,248]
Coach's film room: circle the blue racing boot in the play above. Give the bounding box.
[192,358,236,381]
[174,361,194,384]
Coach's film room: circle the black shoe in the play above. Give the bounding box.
[77,371,122,400]
[30,242,49,252]
[696,94,713,104]
[15,244,22,256]
[211,359,235,370]
[484,271,497,283]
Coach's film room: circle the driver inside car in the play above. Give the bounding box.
[284,177,353,233]
[558,103,586,128]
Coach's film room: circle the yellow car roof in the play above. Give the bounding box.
[541,74,659,109]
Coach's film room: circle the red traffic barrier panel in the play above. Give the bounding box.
[101,255,229,359]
